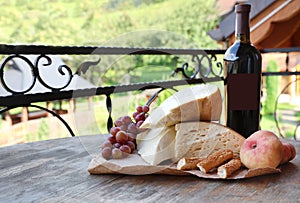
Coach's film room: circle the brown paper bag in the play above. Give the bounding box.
[88,153,280,179]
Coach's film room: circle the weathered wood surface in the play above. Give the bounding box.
[0,134,300,202]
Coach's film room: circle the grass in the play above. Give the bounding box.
[261,102,300,138]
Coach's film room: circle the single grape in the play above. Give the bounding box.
[136,120,144,128]
[101,141,113,149]
[127,132,136,138]
[110,127,121,137]
[126,141,136,152]
[114,120,123,127]
[120,145,131,157]
[133,112,143,122]
[119,124,128,131]
[135,113,145,122]
[116,130,128,143]
[107,135,116,144]
[136,106,143,113]
[127,123,138,134]
[142,105,149,113]
[121,116,132,125]
[102,147,112,159]
[120,145,131,153]
[114,142,121,148]
[132,111,139,119]
[112,148,123,159]
[127,133,136,142]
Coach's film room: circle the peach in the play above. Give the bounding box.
[280,142,296,164]
[240,130,283,169]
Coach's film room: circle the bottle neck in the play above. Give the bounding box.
[236,34,250,43]
[235,7,250,43]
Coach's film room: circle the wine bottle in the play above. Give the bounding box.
[224,4,262,138]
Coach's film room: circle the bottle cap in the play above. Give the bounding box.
[235,4,251,38]
[235,4,251,13]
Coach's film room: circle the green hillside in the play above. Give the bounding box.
[0,0,220,48]
[0,0,221,86]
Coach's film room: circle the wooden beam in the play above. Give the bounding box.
[256,14,300,48]
[69,98,75,112]
[4,112,12,126]
[21,107,28,122]
[251,0,300,48]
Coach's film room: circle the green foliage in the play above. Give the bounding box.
[37,118,50,140]
[165,0,219,48]
[264,60,280,115]
[105,0,167,10]
[26,132,35,142]
[0,0,220,86]
[261,102,300,138]
[155,88,175,106]
[0,0,219,47]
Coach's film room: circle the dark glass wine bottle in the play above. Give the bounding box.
[224,4,262,138]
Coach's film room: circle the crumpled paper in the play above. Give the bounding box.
[88,153,281,179]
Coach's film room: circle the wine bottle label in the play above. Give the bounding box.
[227,73,259,110]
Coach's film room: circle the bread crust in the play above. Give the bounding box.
[177,157,204,170]
[197,149,233,173]
[217,158,242,178]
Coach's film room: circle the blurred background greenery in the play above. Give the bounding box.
[0,0,219,47]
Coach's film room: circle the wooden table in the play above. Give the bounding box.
[1,134,300,203]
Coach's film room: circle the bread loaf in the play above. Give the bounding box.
[141,84,222,128]
[173,122,245,162]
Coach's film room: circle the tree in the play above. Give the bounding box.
[264,60,280,115]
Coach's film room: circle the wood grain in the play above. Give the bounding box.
[0,135,299,202]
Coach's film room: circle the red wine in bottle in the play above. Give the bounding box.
[224,4,262,138]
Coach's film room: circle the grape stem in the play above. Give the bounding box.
[145,87,177,107]
[145,88,164,106]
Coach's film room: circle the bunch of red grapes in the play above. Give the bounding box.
[101,105,150,160]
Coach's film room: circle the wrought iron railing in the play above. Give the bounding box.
[0,44,299,139]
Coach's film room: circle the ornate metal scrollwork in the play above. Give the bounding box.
[75,58,101,76]
[171,53,223,81]
[35,54,73,92]
[0,54,101,94]
[0,54,101,137]
[210,53,223,77]
[0,55,36,94]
